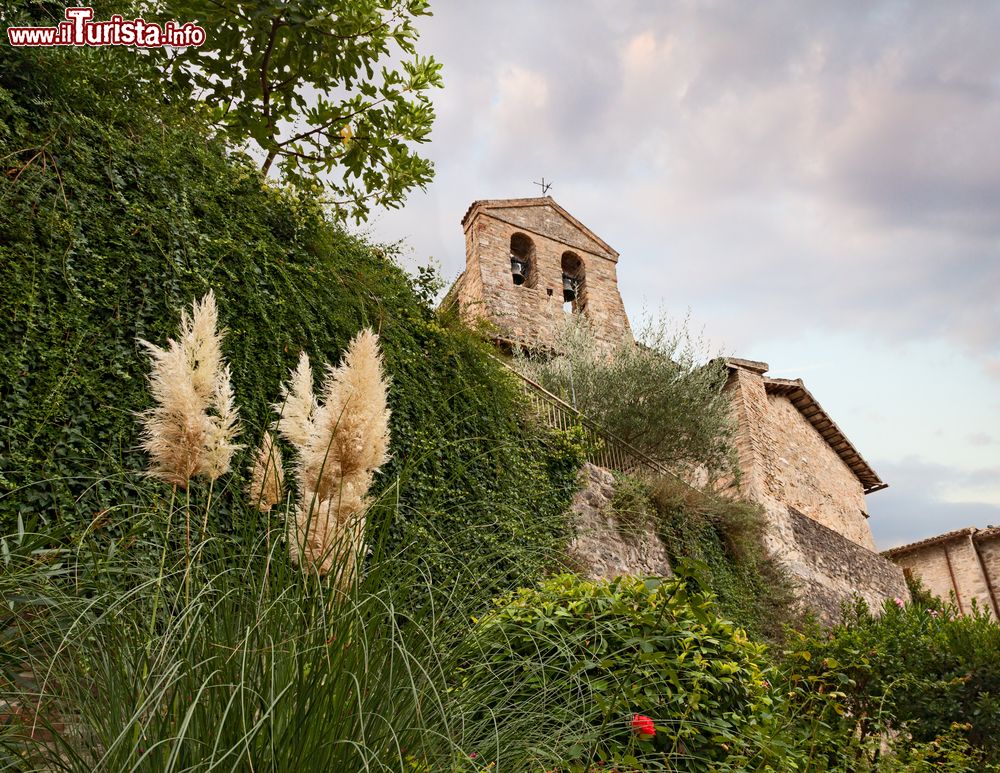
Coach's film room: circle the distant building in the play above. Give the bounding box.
[886,527,1000,618]
[447,195,909,620]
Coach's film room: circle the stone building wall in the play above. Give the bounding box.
[887,527,1000,618]
[724,361,876,550]
[977,531,1000,592]
[452,226,487,313]
[455,198,632,351]
[725,365,768,490]
[893,545,955,604]
[563,463,907,623]
[762,396,873,549]
[772,505,909,622]
[448,196,908,623]
[566,463,672,581]
[721,359,907,619]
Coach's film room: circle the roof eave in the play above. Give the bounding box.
[762,376,886,493]
[724,359,886,494]
[884,527,979,557]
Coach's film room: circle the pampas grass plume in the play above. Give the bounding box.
[248,431,284,512]
[276,328,391,584]
[138,290,241,488]
[275,351,316,449]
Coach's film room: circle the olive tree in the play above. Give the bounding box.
[515,313,736,476]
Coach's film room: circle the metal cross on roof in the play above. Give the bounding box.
[533,177,553,195]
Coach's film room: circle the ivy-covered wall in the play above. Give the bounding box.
[644,477,796,639]
[0,45,581,598]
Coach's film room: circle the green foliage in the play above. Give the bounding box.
[609,471,654,533]
[456,571,786,771]
[648,476,795,640]
[0,508,482,771]
[0,43,578,603]
[514,313,737,476]
[786,593,1000,766]
[165,0,442,222]
[877,725,1000,772]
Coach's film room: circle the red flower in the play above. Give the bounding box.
[631,713,655,737]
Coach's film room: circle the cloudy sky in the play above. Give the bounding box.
[366,0,1000,550]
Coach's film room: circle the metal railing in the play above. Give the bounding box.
[493,357,681,481]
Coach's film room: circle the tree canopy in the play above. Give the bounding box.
[166,0,442,222]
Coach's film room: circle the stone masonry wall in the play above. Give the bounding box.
[458,200,632,351]
[567,464,672,581]
[976,532,1000,610]
[893,545,955,605]
[563,463,906,623]
[762,395,873,549]
[723,366,769,501]
[768,504,909,623]
[722,361,907,620]
[890,529,1000,618]
[724,365,875,550]
[451,199,907,623]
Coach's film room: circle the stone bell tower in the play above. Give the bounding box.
[448,197,632,351]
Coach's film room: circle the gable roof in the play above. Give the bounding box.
[461,197,619,262]
[764,375,886,494]
[884,525,1000,558]
[725,359,887,495]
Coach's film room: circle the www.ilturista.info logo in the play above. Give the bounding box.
[7,7,205,48]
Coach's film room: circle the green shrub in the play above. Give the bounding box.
[513,313,737,476]
[608,471,655,535]
[0,44,581,602]
[785,592,1000,765]
[649,477,795,640]
[456,570,790,771]
[877,725,1000,772]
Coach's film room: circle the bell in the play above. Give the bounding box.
[511,256,527,286]
[562,274,578,302]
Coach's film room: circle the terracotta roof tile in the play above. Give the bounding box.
[883,527,979,557]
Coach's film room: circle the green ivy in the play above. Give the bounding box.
[647,477,795,640]
[0,43,580,601]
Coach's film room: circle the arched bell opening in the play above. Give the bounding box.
[510,233,537,288]
[561,251,587,313]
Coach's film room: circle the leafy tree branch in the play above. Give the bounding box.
[167,0,442,222]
